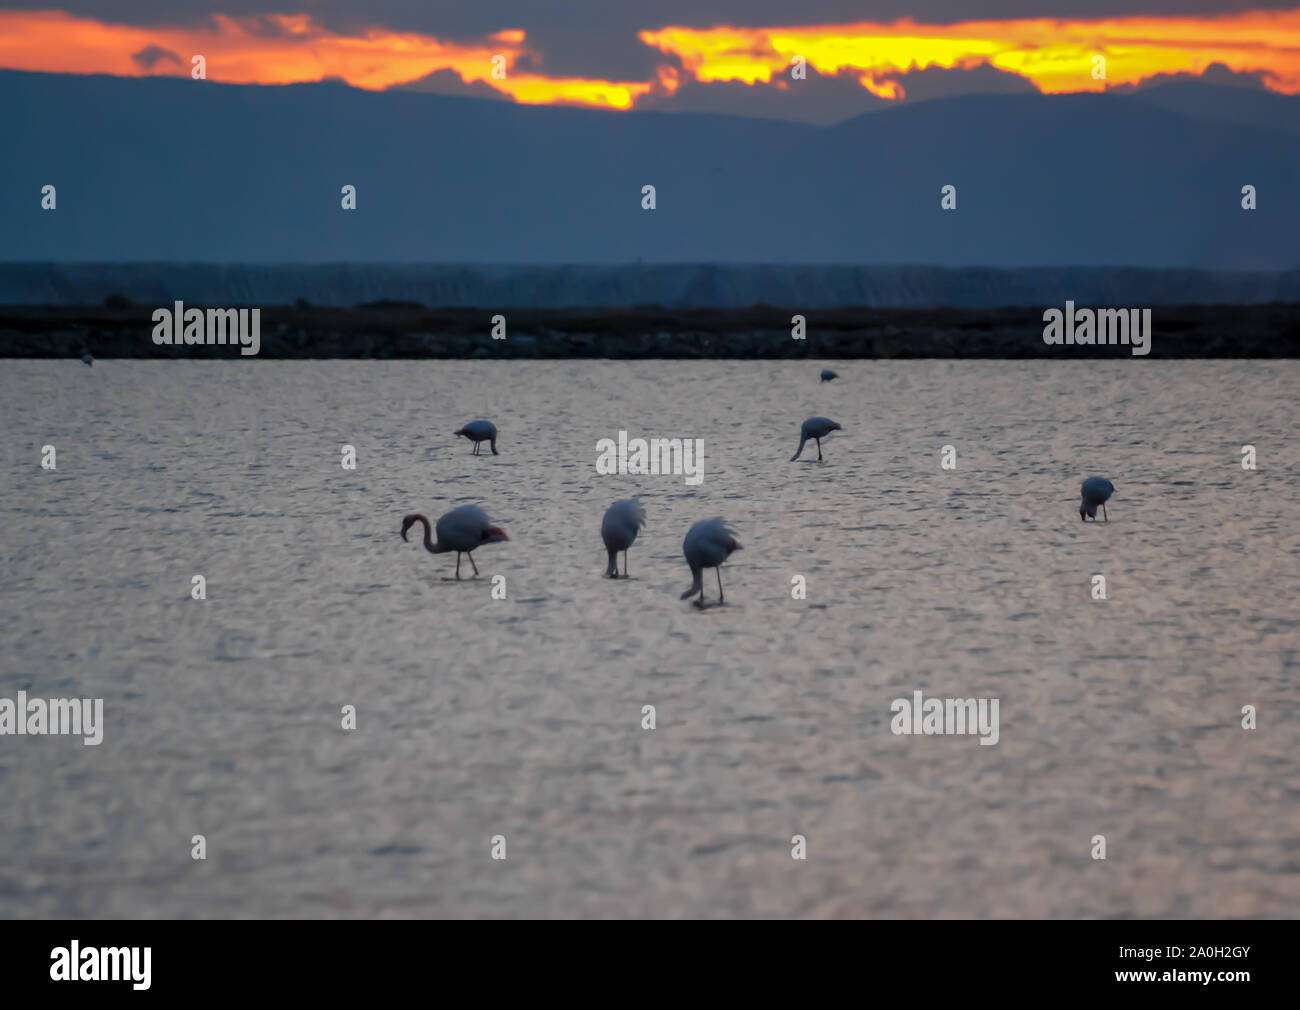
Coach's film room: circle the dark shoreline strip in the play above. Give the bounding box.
[2,303,1298,359]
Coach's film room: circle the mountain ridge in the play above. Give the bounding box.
[2,70,1295,268]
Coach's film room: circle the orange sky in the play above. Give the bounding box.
[641,11,1300,98]
[1,8,1298,108]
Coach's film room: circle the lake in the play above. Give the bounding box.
[1,359,1296,917]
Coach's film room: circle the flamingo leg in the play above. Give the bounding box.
[1103,503,1108,521]
[816,438,823,461]
[469,552,480,576]
[716,568,724,602]
[624,551,629,578]
[455,553,462,578]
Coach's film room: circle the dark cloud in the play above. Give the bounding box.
[228,14,309,38]
[130,44,184,71]
[1,1,1295,35]
[635,65,889,125]
[1117,61,1271,91]
[884,63,1038,102]
[510,26,673,81]
[635,62,1039,124]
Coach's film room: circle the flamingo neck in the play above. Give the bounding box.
[414,516,440,553]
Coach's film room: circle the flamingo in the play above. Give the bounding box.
[790,417,843,462]
[601,499,646,578]
[454,419,498,455]
[1080,477,1115,522]
[680,518,742,605]
[820,369,837,382]
[401,505,508,578]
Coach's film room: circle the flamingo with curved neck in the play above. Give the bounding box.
[401,505,508,579]
[790,417,843,462]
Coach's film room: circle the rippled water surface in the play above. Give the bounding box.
[1,360,1297,918]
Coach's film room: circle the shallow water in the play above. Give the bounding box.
[1,359,1297,918]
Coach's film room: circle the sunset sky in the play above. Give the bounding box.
[1,2,1298,117]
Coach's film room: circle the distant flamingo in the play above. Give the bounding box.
[401,505,508,578]
[601,499,646,578]
[790,416,843,462]
[820,369,837,382]
[680,518,742,605]
[1080,477,1115,522]
[455,419,498,455]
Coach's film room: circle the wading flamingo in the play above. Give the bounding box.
[401,505,507,578]
[1080,477,1115,522]
[455,420,498,455]
[602,499,646,578]
[790,417,842,462]
[680,517,742,605]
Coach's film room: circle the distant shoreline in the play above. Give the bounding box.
[3,302,1298,358]
[4,264,1300,311]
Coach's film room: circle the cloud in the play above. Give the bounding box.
[130,43,183,71]
[635,64,888,124]
[227,13,308,38]
[4,6,1300,120]
[638,12,1300,98]
[883,62,1037,102]
[4,3,1300,34]
[1117,60,1271,91]
[634,61,1037,123]
[509,25,673,81]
